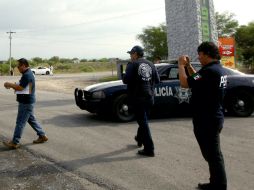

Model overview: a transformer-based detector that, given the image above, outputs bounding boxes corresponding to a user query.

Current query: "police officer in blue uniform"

[123,45,160,157]
[178,42,227,190]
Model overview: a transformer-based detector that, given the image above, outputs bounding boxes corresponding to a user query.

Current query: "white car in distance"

[31,67,52,75]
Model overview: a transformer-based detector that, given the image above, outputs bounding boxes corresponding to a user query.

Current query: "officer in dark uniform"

[178,42,227,190]
[123,45,160,157]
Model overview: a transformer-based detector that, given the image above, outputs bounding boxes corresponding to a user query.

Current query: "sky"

[0,0,253,60]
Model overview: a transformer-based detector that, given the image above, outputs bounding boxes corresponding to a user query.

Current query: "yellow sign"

[221,56,235,68]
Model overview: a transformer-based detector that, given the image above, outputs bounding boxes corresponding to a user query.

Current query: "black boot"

[134,136,142,147]
[137,149,155,157]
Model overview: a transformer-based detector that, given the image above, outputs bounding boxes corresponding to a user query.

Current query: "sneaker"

[3,141,21,149]
[137,149,155,157]
[33,135,48,144]
[134,136,142,147]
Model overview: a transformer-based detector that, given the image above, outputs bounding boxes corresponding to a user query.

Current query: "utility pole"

[6,31,16,76]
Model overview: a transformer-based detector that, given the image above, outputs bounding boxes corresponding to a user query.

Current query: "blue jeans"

[13,103,45,144]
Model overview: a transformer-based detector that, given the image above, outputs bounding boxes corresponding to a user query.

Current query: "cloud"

[0,0,164,59]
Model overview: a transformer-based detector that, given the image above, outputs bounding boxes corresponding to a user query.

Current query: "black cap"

[127,45,144,56]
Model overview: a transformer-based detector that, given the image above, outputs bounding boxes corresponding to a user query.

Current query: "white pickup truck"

[31,67,52,75]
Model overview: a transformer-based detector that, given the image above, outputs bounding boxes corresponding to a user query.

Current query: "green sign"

[201,7,209,20]
[200,0,211,41]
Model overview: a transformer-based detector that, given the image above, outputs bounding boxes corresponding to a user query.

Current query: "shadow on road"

[44,113,133,128]
[0,144,143,179]
[57,144,144,171]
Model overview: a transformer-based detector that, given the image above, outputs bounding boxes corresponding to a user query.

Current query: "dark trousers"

[193,119,227,189]
[134,99,154,152]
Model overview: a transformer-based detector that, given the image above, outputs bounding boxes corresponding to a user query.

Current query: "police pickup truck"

[75,62,254,122]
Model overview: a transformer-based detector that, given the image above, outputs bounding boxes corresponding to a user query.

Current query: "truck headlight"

[92,91,106,99]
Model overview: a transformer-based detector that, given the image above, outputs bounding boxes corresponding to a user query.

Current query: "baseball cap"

[127,45,144,56]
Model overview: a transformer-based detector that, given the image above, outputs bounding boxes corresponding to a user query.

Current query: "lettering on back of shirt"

[219,75,227,88]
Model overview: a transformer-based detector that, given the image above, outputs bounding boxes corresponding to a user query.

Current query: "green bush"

[0,63,10,75]
[1,59,119,74]
[99,75,118,82]
[81,65,95,72]
[55,64,71,70]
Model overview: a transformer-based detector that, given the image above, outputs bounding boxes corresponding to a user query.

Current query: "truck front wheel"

[112,94,134,122]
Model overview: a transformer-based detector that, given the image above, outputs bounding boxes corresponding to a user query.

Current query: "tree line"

[0,57,115,75]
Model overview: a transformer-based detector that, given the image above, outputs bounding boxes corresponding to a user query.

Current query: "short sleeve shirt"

[187,61,227,120]
[17,68,36,104]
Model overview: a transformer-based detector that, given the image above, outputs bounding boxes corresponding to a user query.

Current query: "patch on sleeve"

[192,73,202,80]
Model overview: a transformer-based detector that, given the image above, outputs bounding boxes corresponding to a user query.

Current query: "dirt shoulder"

[35,72,113,94]
[1,72,114,95]
[36,78,93,94]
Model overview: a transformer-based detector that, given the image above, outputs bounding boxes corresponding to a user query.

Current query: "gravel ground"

[0,135,104,190]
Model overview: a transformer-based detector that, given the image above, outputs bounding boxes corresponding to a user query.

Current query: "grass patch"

[99,75,118,82]
[0,61,119,75]
[53,61,116,74]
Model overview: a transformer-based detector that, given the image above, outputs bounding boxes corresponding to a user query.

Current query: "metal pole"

[6,31,16,76]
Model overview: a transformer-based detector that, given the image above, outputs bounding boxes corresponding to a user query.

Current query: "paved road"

[0,74,253,190]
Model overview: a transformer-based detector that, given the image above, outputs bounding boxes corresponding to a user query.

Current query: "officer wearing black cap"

[123,45,160,157]
[178,42,227,190]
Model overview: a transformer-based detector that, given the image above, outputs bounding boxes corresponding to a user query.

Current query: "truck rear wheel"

[226,90,254,117]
